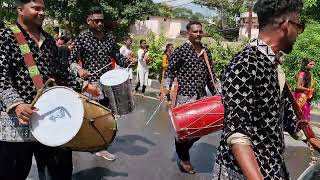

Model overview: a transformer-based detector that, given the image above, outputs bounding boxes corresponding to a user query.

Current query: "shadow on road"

[171,142,218,174]
[109,134,156,156]
[73,167,128,180]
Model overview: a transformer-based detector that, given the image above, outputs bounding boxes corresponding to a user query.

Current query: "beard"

[281,33,296,54]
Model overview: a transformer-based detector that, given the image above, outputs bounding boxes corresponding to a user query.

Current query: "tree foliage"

[1,0,158,37]
[194,0,245,28]
[303,0,320,23]
[155,4,206,21]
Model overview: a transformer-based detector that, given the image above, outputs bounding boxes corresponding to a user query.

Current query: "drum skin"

[170,96,224,140]
[63,94,117,152]
[100,69,135,115]
[30,86,117,152]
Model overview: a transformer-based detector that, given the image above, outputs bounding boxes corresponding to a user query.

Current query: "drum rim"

[30,86,84,147]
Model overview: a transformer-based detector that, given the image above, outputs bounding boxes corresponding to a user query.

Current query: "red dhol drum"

[169,96,224,140]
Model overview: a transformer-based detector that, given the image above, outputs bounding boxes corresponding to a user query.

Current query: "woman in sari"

[160,43,174,104]
[294,58,315,121]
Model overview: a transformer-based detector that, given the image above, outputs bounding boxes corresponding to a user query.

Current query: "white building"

[238,12,259,40]
[130,16,190,39]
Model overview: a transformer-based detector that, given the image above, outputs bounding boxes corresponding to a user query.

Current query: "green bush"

[203,38,247,77]
[284,23,320,102]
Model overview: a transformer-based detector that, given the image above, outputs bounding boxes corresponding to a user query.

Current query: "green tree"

[1,0,158,37]
[303,0,320,23]
[194,0,244,28]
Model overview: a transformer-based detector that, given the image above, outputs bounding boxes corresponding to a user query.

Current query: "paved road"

[27,93,317,180]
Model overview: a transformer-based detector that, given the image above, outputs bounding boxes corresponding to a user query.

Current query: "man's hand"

[15,103,37,125]
[84,84,101,97]
[308,138,320,152]
[78,68,92,78]
[160,89,170,102]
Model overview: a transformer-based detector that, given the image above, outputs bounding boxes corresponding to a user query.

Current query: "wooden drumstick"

[90,62,112,76]
[146,99,165,126]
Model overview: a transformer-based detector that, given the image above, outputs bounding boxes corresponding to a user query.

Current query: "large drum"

[169,96,224,140]
[30,86,117,152]
[100,69,135,115]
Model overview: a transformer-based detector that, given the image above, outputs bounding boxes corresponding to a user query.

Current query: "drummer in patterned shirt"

[0,0,99,179]
[69,6,133,161]
[161,21,217,174]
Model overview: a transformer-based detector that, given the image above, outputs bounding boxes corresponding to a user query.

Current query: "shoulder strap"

[9,25,44,90]
[203,50,220,94]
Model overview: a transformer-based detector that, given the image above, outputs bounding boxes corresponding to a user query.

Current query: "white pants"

[137,68,149,86]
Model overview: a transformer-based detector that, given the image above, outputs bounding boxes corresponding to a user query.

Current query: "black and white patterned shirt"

[213,39,300,180]
[164,41,216,99]
[68,31,131,83]
[0,23,83,142]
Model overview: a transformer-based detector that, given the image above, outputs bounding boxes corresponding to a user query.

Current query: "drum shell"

[170,96,224,140]
[100,79,135,116]
[63,95,117,152]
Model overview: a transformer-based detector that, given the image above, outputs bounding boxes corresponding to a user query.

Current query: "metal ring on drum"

[100,69,135,116]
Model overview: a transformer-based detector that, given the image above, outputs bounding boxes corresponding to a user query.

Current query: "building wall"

[239,12,259,40]
[130,16,189,39]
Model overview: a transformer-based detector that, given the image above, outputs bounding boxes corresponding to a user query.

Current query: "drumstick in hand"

[91,62,112,76]
[146,99,165,126]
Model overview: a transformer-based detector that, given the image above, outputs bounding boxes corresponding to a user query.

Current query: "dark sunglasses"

[288,20,305,34]
[90,19,104,24]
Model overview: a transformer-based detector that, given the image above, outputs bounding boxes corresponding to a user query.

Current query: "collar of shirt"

[250,39,286,94]
[16,22,47,48]
[249,38,276,64]
[186,40,205,57]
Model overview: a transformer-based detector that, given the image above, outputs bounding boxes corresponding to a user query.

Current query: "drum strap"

[203,51,220,94]
[9,25,44,90]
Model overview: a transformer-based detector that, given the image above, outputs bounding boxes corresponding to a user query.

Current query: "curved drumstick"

[146,99,165,126]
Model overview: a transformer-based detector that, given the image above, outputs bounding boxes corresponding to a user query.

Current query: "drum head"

[30,86,84,147]
[100,69,129,86]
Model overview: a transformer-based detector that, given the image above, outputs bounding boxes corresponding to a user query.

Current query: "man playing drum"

[69,6,133,161]
[0,0,99,179]
[161,21,217,174]
[213,0,320,179]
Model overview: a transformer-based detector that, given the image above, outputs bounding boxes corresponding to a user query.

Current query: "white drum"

[297,162,320,180]
[100,69,135,115]
[30,86,84,147]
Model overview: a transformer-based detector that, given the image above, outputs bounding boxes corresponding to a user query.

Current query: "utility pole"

[248,0,253,39]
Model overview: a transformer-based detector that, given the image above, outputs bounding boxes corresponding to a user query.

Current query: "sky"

[152,0,216,17]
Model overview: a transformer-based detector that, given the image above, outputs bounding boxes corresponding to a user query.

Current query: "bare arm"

[232,144,263,180]
[296,73,308,92]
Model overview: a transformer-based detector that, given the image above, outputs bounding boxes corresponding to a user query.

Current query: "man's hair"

[254,0,303,31]
[123,36,132,41]
[186,21,202,31]
[87,6,104,17]
[15,0,34,6]
[140,39,146,45]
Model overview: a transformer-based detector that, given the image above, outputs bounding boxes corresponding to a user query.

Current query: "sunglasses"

[90,19,104,24]
[288,20,305,34]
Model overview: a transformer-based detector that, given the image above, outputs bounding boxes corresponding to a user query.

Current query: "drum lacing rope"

[172,97,224,139]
